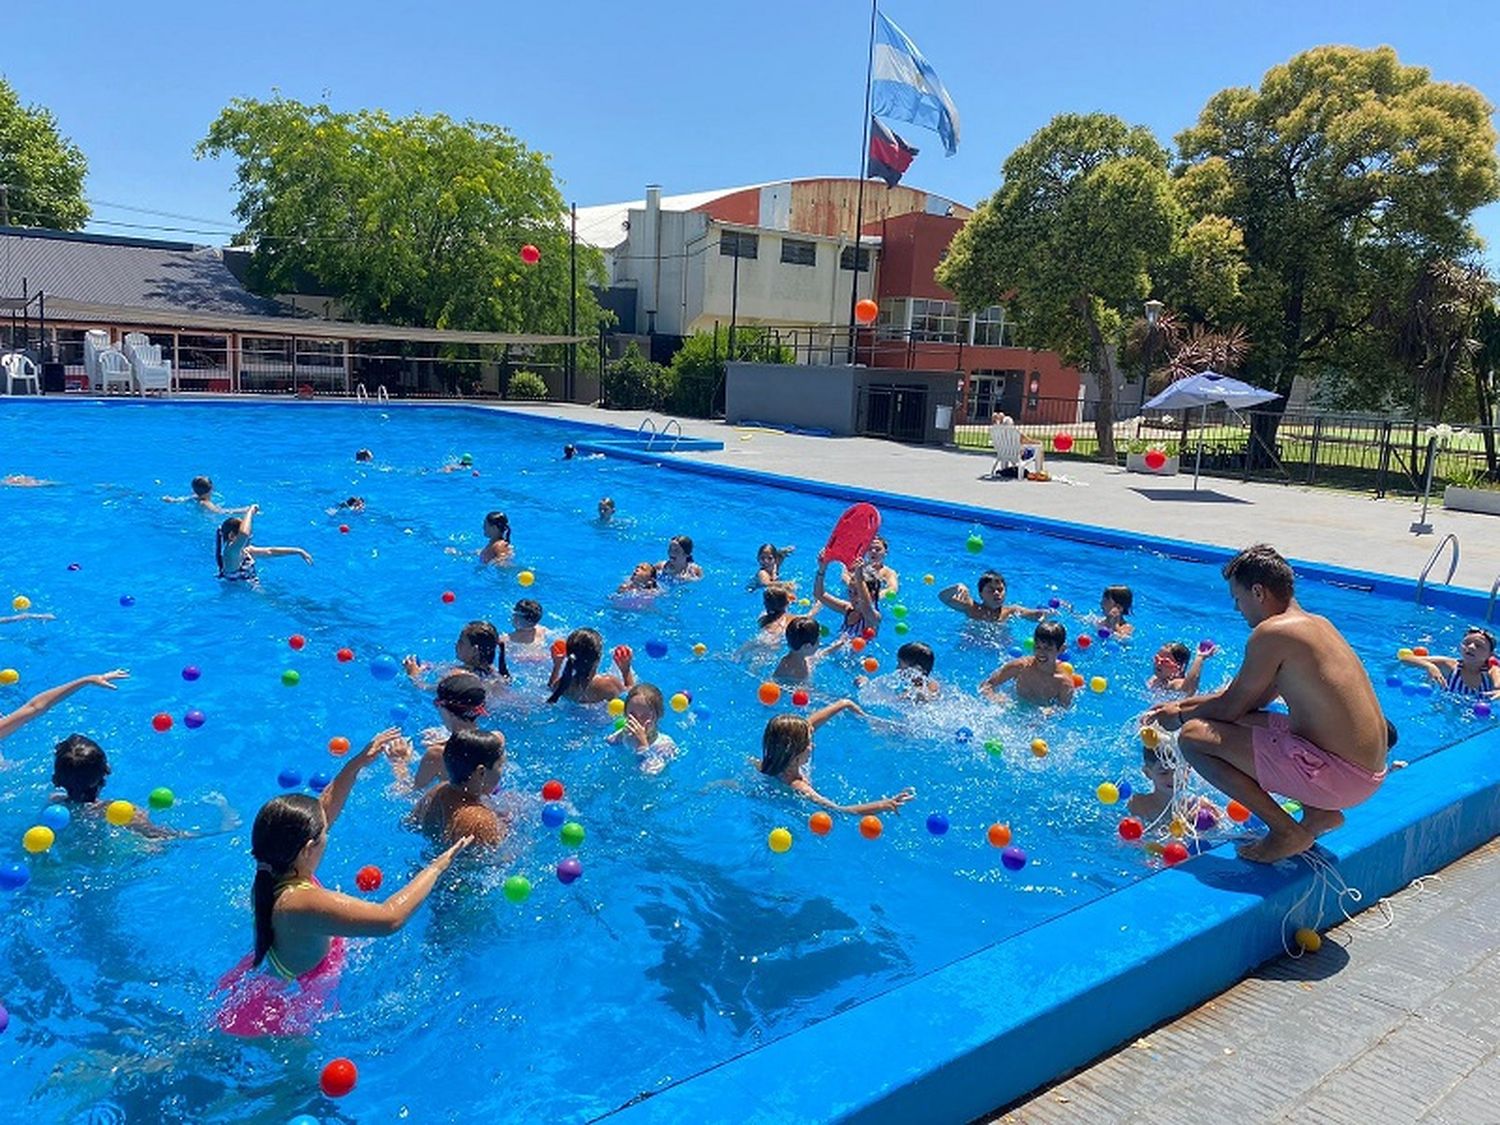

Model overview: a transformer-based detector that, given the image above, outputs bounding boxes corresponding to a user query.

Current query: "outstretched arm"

[814,561,852,614]
[792,778,914,815]
[1180,648,1212,696]
[246,546,313,564]
[277,836,472,938]
[808,697,863,729]
[0,669,129,742]
[1397,651,1450,686]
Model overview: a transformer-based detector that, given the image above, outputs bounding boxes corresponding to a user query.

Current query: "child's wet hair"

[1164,642,1191,668]
[354,449,373,462]
[53,734,110,802]
[483,511,511,542]
[785,615,821,651]
[191,476,213,497]
[513,598,543,625]
[1464,626,1497,655]
[631,562,659,588]
[214,516,245,576]
[443,728,506,784]
[977,571,1006,597]
[625,682,665,720]
[1034,620,1067,649]
[760,583,794,627]
[760,714,813,776]
[250,794,325,965]
[547,628,604,704]
[436,671,489,720]
[459,620,501,670]
[897,641,935,676]
[1103,585,1134,616]
[670,535,694,560]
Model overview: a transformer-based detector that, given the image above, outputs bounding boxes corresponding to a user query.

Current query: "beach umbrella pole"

[1193,404,1205,490]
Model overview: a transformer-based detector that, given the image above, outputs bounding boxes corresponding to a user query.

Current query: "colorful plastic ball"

[1476,701,1493,719]
[966,533,984,554]
[862,657,879,673]
[923,573,934,585]
[320,1057,358,1098]
[854,297,880,324]
[692,642,707,656]
[1008,647,1024,659]
[1089,676,1108,693]
[1194,806,1218,831]
[369,655,399,681]
[891,604,908,620]
[22,826,54,854]
[768,827,793,854]
[542,779,565,802]
[1048,597,1061,608]
[1118,817,1144,841]
[1096,782,1120,805]
[1052,433,1074,452]
[1022,638,1035,653]
[607,697,626,717]
[1385,674,1402,687]
[1077,635,1092,650]
[119,595,135,607]
[809,811,833,836]
[281,669,301,687]
[151,712,173,733]
[1400,682,1418,696]
[1097,627,1112,641]
[1294,927,1322,953]
[278,768,303,789]
[669,692,690,713]
[1056,661,1073,676]
[1071,674,1085,688]
[1001,845,1028,871]
[1162,841,1190,866]
[862,627,876,640]
[184,709,206,729]
[1030,738,1049,758]
[894,622,910,635]
[181,665,201,681]
[1144,449,1167,470]
[541,803,566,828]
[858,815,883,840]
[308,772,331,794]
[105,800,135,827]
[984,738,1004,756]
[328,736,351,755]
[1412,646,1429,657]
[517,571,536,588]
[645,639,668,659]
[11,595,30,612]
[0,864,29,890]
[67,562,81,571]
[0,1003,7,1032]
[955,726,974,744]
[520,243,541,264]
[1168,817,1187,838]
[339,524,350,534]
[1141,727,1160,749]
[560,822,585,846]
[757,682,782,706]
[439,590,456,605]
[288,634,306,650]
[926,813,950,836]
[336,647,355,663]
[987,822,1012,848]
[40,804,69,830]
[500,874,531,903]
[148,787,175,810]
[1199,639,1215,653]
[850,637,867,654]
[356,865,383,892]
[1117,781,1133,802]
[819,623,831,638]
[556,857,583,884]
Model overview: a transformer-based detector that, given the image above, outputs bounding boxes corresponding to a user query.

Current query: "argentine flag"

[871,11,960,156]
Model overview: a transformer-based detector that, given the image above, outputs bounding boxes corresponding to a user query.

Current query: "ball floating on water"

[862,627,876,640]
[891,604,908,620]
[1118,782,1133,801]
[119,595,135,607]
[1118,817,1144,841]
[320,1057,358,1098]
[541,779,564,802]
[1048,597,1061,608]
[336,647,355,663]
[850,637,867,653]
[1162,841,1190,866]
[1195,806,1218,831]
[768,827,793,854]
[11,595,30,612]
[692,642,707,656]
[984,738,1004,757]
[1057,661,1074,676]
[389,704,410,726]
[105,800,135,827]
[1052,433,1074,452]
[1141,727,1160,750]
[926,813,950,836]
[1097,627,1112,640]
[151,712,173,733]
[862,657,878,673]
[278,768,303,789]
[894,621,909,635]
[1168,817,1186,838]
[1072,674,1085,688]
[541,803,566,828]
[369,655,399,681]
[955,726,974,744]
[339,524,350,534]
[0,1003,7,1033]
[0,863,29,891]
[440,591,456,604]
[1294,927,1322,953]
[1396,647,1413,659]
[987,823,1012,848]
[645,639,668,659]
[1076,635,1092,650]
[22,825,54,854]
[0,669,19,686]
[308,772,331,794]
[1001,846,1028,872]
[503,874,532,903]
[758,682,782,706]
[1385,674,1402,687]
[1412,646,1429,657]
[1089,676,1108,693]
[607,697,625,718]
[1096,782,1120,805]
[612,717,626,731]
[670,692,690,713]
[859,815,883,840]
[148,787,174,810]
[328,736,351,755]
[181,665,201,681]
[355,865,383,892]
[1030,738,1049,758]
[556,857,583,884]
[923,573,934,585]
[1475,701,1493,719]
[560,821,585,846]
[288,634,306,651]
[809,811,833,836]
[281,669,301,687]
[184,709,206,729]
[40,804,69,830]
[791,689,810,707]
[966,533,984,554]
[517,571,536,588]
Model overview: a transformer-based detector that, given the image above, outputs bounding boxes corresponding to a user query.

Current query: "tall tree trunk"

[1252,265,1307,470]
[1080,297,1118,462]
[1477,364,1498,476]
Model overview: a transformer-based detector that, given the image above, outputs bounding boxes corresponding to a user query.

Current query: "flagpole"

[847,0,879,364]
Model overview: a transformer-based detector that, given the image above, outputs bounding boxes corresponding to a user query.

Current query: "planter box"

[1443,485,1500,515]
[1126,451,1179,476]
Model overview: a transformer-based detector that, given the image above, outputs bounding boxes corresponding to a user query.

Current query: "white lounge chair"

[122,332,172,394]
[83,329,111,387]
[97,349,135,394]
[1,353,41,395]
[989,421,1043,479]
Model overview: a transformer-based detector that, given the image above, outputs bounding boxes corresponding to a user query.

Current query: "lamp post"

[1138,299,1164,413]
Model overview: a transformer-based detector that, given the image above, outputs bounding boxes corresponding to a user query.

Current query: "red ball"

[520,244,541,264]
[862,627,876,640]
[791,689,810,707]
[1144,449,1167,470]
[151,712,173,733]
[320,1057,358,1098]
[1052,433,1074,453]
[1077,635,1092,650]
[1118,817,1144,841]
[541,779,565,802]
[355,865,383,892]
[339,524,350,534]
[1225,799,1251,823]
[336,647,355,663]
[1162,841,1190,866]
[288,634,306,651]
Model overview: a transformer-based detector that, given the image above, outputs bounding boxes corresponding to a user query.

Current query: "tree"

[1176,46,1500,452]
[938,114,1184,460]
[0,78,88,230]
[666,327,794,417]
[197,96,603,334]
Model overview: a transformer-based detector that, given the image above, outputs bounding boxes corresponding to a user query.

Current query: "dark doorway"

[860,383,928,443]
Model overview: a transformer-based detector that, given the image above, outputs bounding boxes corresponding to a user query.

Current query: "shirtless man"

[1145,544,1389,863]
[980,621,1075,706]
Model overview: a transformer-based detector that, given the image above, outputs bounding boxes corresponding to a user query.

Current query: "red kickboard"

[823,503,881,567]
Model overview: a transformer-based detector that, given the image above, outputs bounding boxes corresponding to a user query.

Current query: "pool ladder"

[1414,532,1459,604]
[636,416,684,452]
[1487,573,1500,624]
[353,384,390,404]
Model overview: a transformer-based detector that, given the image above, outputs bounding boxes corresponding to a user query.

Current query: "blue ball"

[1097,627,1112,640]
[1057,650,1070,663]
[184,709,206,730]
[954,726,974,744]
[0,863,29,891]
[1417,683,1435,697]
[40,804,70,830]
[1008,647,1024,658]
[1048,597,1060,608]
[926,813,950,836]
[1246,814,1267,832]
[1001,846,1028,871]
[118,595,135,607]
[1116,781,1133,802]
[645,639,668,659]
[277,768,303,789]
[1384,674,1402,687]
[308,772,332,794]
[389,704,410,725]
[1476,701,1494,719]
[691,705,711,722]
[182,665,202,682]
[541,803,566,828]
[1400,682,1418,696]
[369,655,399,681]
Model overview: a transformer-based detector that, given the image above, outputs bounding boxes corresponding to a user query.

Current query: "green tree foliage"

[1177,46,1500,419]
[602,343,672,411]
[938,113,1184,459]
[666,328,793,417]
[197,96,603,334]
[506,370,549,400]
[0,78,88,230]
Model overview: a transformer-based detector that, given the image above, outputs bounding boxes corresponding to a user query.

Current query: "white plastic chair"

[97,349,135,394]
[1,353,41,395]
[989,422,1023,478]
[122,332,172,394]
[83,329,111,386]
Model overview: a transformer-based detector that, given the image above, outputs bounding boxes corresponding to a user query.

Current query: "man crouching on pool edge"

[1144,544,1391,864]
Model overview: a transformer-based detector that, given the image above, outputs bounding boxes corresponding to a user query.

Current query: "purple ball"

[1048,597,1060,608]
[184,709,206,729]
[1199,639,1215,653]
[556,857,583,884]
[1476,701,1493,720]
[1195,806,1218,831]
[1097,627,1112,640]
[1001,846,1028,872]
[0,1002,8,1032]
[181,665,201,682]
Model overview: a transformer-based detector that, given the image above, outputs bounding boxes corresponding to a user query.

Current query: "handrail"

[376,385,390,403]
[1415,532,1460,602]
[1486,573,1499,623]
[661,418,684,452]
[355,383,369,403]
[636,416,659,450]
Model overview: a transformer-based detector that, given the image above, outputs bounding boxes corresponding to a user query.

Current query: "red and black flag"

[867,116,919,187]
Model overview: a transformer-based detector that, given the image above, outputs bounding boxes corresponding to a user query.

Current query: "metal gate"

[858,383,929,443]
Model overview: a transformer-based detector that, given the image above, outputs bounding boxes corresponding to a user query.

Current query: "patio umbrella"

[1141,370,1282,490]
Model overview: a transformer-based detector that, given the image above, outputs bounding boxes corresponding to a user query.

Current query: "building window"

[876,298,908,340]
[839,245,872,271]
[911,297,960,343]
[973,305,1013,346]
[720,230,758,259]
[780,238,817,267]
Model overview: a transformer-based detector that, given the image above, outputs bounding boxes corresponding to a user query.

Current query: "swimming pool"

[0,399,1496,1122]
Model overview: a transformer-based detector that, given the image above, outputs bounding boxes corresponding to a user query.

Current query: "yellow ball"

[768,827,793,854]
[1057,661,1073,676]
[11,595,30,612]
[105,800,135,827]
[1090,676,1108,693]
[0,668,18,686]
[797,598,812,608]
[1030,738,1049,758]
[1396,647,1413,659]
[923,574,935,585]
[692,642,707,656]
[607,697,625,717]
[22,825,54,853]
[1294,927,1322,953]
[1096,782,1120,805]
[517,570,536,587]
[669,692,690,713]
[1141,726,1160,749]
[1169,817,1186,838]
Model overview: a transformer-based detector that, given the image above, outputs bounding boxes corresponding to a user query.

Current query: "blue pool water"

[0,400,1491,1122]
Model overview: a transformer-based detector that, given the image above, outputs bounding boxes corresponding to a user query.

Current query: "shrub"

[507,370,549,400]
[602,343,672,411]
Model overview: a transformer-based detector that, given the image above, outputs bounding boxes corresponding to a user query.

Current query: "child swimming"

[939,571,1045,624]
[1400,627,1500,697]
[597,497,616,524]
[399,728,507,845]
[604,683,679,774]
[894,641,940,701]
[479,511,514,565]
[618,562,661,593]
[547,628,635,704]
[757,700,915,815]
[215,505,313,582]
[750,543,796,589]
[50,733,233,838]
[659,535,703,581]
[504,598,549,654]
[163,475,249,516]
[980,621,1075,706]
[1099,585,1135,639]
[1148,642,1215,694]
[773,616,829,684]
[814,553,881,637]
[404,620,508,686]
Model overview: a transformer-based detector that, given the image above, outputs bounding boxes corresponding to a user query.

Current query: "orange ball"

[1072,674,1085,688]
[862,657,878,673]
[859,814,883,840]
[809,811,833,836]
[551,638,569,658]
[850,637,867,653]
[327,736,351,755]
[1226,799,1251,823]
[758,681,782,706]
[854,298,879,325]
[986,822,1012,848]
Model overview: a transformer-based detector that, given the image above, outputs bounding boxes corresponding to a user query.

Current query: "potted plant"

[1125,438,1179,475]
[1442,464,1500,516]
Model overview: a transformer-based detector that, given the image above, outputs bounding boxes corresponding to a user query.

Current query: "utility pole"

[0,185,10,227]
[569,202,578,402]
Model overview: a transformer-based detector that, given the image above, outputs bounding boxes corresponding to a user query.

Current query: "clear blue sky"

[7,0,1500,268]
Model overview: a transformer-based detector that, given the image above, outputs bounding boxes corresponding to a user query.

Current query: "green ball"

[281,669,301,686]
[891,604,908,620]
[1022,638,1035,652]
[966,534,984,554]
[818,623,830,638]
[502,874,532,903]
[613,716,626,731]
[560,821,585,846]
[984,739,1004,756]
[894,621,910,635]
[148,786,175,810]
